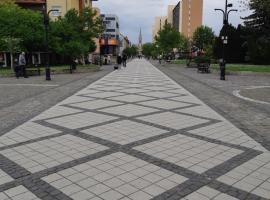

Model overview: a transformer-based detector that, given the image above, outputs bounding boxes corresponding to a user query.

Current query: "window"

[51,6,61,17]
[106,17,116,21]
[106,29,115,32]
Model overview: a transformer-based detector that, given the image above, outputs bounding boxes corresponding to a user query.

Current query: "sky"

[93,0,250,44]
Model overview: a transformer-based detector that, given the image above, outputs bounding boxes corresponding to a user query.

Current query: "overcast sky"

[93,0,250,44]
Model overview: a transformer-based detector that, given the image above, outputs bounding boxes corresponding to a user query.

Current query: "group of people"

[14,52,28,78]
[116,54,127,68]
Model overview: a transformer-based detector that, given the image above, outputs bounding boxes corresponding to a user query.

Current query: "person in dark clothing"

[122,54,127,67]
[14,58,20,78]
[19,52,28,78]
[115,54,122,70]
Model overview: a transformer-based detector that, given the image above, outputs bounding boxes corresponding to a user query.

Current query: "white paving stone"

[109,94,154,103]
[0,135,108,173]
[0,122,61,148]
[33,105,82,120]
[42,153,188,200]
[181,186,239,200]
[137,112,209,130]
[218,152,270,199]
[134,134,243,174]
[100,104,158,117]
[189,122,268,152]
[138,99,191,110]
[0,169,13,185]
[81,120,167,144]
[46,112,118,129]
[0,185,41,200]
[70,99,123,110]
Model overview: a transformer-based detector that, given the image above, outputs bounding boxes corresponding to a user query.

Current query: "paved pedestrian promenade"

[0,59,269,200]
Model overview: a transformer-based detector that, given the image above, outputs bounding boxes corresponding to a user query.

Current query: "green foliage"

[192,26,215,50]
[213,25,247,63]
[241,0,270,64]
[155,23,188,54]
[123,45,138,57]
[50,8,103,62]
[0,3,44,52]
[194,56,211,64]
[142,43,155,58]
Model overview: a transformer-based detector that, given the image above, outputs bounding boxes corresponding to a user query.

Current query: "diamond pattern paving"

[0,186,41,200]
[46,112,118,129]
[137,112,209,130]
[0,122,61,148]
[100,104,158,117]
[81,120,168,145]
[42,153,188,200]
[0,135,108,173]
[0,59,268,200]
[134,134,243,174]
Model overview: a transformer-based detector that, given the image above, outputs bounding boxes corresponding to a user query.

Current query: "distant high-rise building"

[173,0,203,38]
[152,16,167,42]
[152,0,203,40]
[167,5,175,25]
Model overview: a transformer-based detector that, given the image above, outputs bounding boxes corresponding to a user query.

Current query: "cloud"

[93,0,250,43]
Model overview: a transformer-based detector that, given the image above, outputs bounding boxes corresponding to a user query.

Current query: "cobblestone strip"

[208,180,268,200]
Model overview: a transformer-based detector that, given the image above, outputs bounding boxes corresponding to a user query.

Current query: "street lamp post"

[215,0,237,80]
[43,2,59,81]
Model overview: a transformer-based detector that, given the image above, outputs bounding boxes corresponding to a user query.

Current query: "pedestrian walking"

[19,52,28,78]
[114,54,122,70]
[122,54,127,67]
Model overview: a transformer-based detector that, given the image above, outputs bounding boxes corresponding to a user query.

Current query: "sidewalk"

[0,59,269,200]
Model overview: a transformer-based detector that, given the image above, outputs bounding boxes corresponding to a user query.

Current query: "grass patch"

[211,64,270,73]
[0,64,100,77]
[171,59,187,65]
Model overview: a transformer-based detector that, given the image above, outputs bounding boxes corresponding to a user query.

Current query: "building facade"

[119,34,131,55]
[152,0,203,40]
[15,0,46,11]
[152,16,167,42]
[100,14,120,56]
[15,0,93,14]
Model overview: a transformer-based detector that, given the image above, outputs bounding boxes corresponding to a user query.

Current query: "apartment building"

[173,0,203,38]
[152,16,167,42]
[152,0,203,40]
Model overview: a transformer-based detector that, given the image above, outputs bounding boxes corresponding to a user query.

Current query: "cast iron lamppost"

[43,2,59,81]
[215,0,237,80]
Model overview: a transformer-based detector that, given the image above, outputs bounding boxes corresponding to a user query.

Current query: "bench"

[25,64,41,76]
[197,63,210,73]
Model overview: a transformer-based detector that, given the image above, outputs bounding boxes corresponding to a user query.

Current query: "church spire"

[139,28,142,45]
[138,28,143,55]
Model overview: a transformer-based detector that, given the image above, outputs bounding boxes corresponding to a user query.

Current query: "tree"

[142,43,155,58]
[241,0,270,64]
[155,23,187,55]
[123,45,138,58]
[50,8,103,65]
[192,26,215,50]
[213,24,247,63]
[0,3,44,68]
